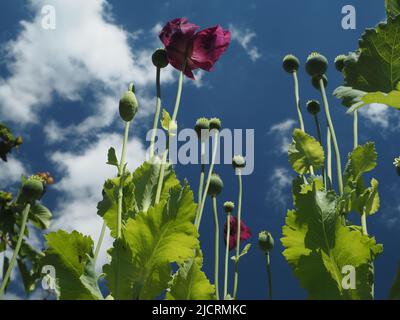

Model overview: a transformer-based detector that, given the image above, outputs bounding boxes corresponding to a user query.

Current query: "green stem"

[224,213,231,299]
[154,147,169,204]
[233,170,243,299]
[320,79,343,195]
[149,67,162,159]
[293,71,305,132]
[212,196,220,300]
[93,221,107,263]
[195,130,219,230]
[0,203,31,299]
[313,114,326,185]
[326,123,332,190]
[117,121,130,238]
[266,252,272,300]
[194,141,206,225]
[353,110,358,150]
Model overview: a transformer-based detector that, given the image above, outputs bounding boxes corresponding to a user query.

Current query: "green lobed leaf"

[288,129,325,174]
[386,0,400,18]
[344,142,377,183]
[29,203,52,230]
[42,230,103,300]
[103,182,199,300]
[106,147,119,167]
[281,185,382,299]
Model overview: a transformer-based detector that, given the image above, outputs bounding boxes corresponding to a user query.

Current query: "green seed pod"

[312,74,328,91]
[258,231,274,253]
[21,176,44,203]
[208,173,223,197]
[306,100,321,115]
[152,48,169,69]
[119,88,138,122]
[232,155,246,169]
[194,117,210,139]
[224,201,235,213]
[209,117,222,131]
[282,54,300,73]
[306,52,328,78]
[334,55,346,72]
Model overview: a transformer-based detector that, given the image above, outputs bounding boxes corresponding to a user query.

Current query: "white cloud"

[0,0,175,141]
[359,103,391,129]
[266,167,292,207]
[0,157,26,187]
[49,132,146,269]
[229,24,261,62]
[268,119,296,154]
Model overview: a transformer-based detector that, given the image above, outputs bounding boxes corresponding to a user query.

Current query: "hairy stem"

[223,213,231,299]
[320,79,343,195]
[292,72,305,132]
[0,203,31,299]
[353,110,358,150]
[93,221,107,263]
[212,196,220,300]
[194,141,206,226]
[313,114,326,184]
[326,123,332,190]
[149,67,162,159]
[266,252,273,300]
[233,170,243,299]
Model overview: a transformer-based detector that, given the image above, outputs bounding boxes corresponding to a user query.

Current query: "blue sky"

[0,0,399,300]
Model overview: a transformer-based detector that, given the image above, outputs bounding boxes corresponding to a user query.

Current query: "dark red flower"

[159,18,231,79]
[224,216,251,251]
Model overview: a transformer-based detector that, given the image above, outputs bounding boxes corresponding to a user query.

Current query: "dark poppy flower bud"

[119,85,138,122]
[232,155,246,169]
[258,231,274,253]
[282,54,300,73]
[208,173,223,197]
[21,176,44,203]
[194,117,210,139]
[306,52,328,78]
[224,201,235,213]
[209,117,221,131]
[152,48,169,69]
[312,74,328,91]
[334,55,346,72]
[306,100,321,115]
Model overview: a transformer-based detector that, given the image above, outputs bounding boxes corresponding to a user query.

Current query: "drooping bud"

[312,74,328,91]
[152,48,169,69]
[208,173,223,197]
[224,201,235,214]
[258,231,274,253]
[119,84,139,122]
[334,55,346,72]
[306,52,328,78]
[306,100,321,115]
[194,117,210,139]
[209,118,222,131]
[282,54,300,73]
[232,155,246,169]
[21,175,44,203]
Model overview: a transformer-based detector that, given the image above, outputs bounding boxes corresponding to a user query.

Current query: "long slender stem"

[94,221,107,263]
[326,123,332,190]
[293,71,305,132]
[195,141,206,225]
[233,170,243,299]
[266,252,272,300]
[149,67,162,159]
[353,110,358,150]
[320,79,343,195]
[313,114,326,185]
[223,213,231,299]
[212,196,220,300]
[154,147,169,204]
[116,121,130,239]
[195,130,219,230]
[0,203,30,299]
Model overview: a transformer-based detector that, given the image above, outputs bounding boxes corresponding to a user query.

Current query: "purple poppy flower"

[224,216,251,251]
[159,18,231,79]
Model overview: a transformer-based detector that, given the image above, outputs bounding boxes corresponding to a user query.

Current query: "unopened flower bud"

[282,54,300,73]
[209,117,222,131]
[306,100,321,115]
[152,48,169,69]
[21,176,44,203]
[306,52,328,78]
[312,74,328,91]
[224,201,235,214]
[232,155,246,169]
[208,173,223,197]
[258,231,274,253]
[334,55,346,72]
[194,117,210,139]
[119,85,138,122]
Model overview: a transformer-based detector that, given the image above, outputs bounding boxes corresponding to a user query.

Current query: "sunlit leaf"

[386,0,400,18]
[161,109,171,131]
[29,203,52,230]
[106,147,119,167]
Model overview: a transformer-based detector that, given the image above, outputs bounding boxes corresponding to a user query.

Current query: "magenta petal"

[224,216,251,251]
[159,17,199,47]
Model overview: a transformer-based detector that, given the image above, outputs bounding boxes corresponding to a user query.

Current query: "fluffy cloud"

[268,119,296,154]
[0,157,26,187]
[229,24,261,62]
[50,132,146,269]
[266,167,292,207]
[0,0,174,141]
